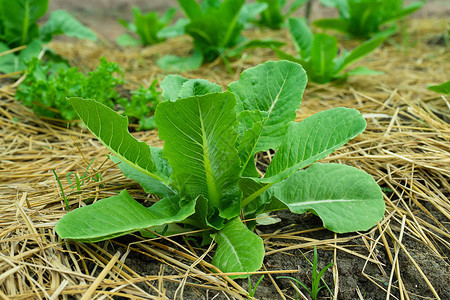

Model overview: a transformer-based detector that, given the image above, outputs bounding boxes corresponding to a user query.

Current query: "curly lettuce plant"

[275,18,384,83]
[316,0,425,38]
[55,60,385,276]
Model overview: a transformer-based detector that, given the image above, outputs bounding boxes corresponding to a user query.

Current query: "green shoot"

[278,246,333,300]
[247,274,265,299]
[53,159,103,211]
[52,170,69,211]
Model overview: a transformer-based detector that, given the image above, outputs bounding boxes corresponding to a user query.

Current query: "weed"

[247,274,265,299]
[278,246,333,300]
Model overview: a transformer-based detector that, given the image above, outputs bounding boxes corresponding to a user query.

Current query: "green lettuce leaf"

[271,163,385,233]
[228,60,307,153]
[155,92,242,219]
[69,98,170,185]
[55,190,196,242]
[212,217,264,278]
[40,10,97,43]
[265,107,367,182]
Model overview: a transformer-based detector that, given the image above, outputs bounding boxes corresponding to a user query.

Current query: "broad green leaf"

[265,107,366,182]
[225,39,285,58]
[310,34,337,83]
[110,151,176,198]
[188,195,225,230]
[272,163,385,233]
[178,0,203,20]
[428,81,450,94]
[237,121,264,177]
[383,1,425,24]
[228,60,307,153]
[235,110,267,177]
[69,98,169,184]
[55,190,196,242]
[157,18,189,39]
[178,80,223,99]
[240,177,273,214]
[338,37,384,72]
[287,0,308,16]
[155,92,242,218]
[160,75,222,102]
[2,0,48,47]
[40,10,97,43]
[0,39,42,74]
[273,48,305,65]
[345,66,383,76]
[212,217,264,278]
[116,33,141,46]
[160,75,189,101]
[312,18,350,35]
[240,2,268,25]
[157,47,203,72]
[288,18,313,58]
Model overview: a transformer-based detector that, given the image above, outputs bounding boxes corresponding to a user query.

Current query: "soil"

[1,1,448,300]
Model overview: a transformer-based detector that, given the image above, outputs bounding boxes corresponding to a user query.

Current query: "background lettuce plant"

[316,0,425,38]
[275,18,384,83]
[55,60,385,276]
[116,6,176,46]
[0,0,97,73]
[157,0,282,71]
[256,0,307,29]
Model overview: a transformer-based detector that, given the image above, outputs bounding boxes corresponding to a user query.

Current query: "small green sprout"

[278,246,333,300]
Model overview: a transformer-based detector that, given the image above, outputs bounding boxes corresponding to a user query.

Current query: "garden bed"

[0,7,449,300]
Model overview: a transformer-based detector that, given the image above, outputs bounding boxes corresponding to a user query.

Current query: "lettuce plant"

[256,0,307,29]
[0,0,97,73]
[55,60,385,276]
[116,6,176,46]
[157,0,283,71]
[316,0,424,38]
[275,18,384,83]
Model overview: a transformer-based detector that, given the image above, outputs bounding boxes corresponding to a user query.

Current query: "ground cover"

[0,3,449,300]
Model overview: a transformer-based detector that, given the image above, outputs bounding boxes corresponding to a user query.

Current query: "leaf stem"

[241,182,274,207]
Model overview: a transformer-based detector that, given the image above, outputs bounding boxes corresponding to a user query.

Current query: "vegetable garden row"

[0,0,448,299]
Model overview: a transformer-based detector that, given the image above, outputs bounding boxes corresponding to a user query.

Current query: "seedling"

[275,17,384,83]
[116,6,176,46]
[278,247,333,300]
[55,60,385,277]
[315,0,425,38]
[53,159,103,211]
[247,274,265,299]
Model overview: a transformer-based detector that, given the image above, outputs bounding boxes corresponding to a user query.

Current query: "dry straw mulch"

[0,19,449,299]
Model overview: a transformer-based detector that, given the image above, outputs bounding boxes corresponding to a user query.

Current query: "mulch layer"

[0,18,448,299]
